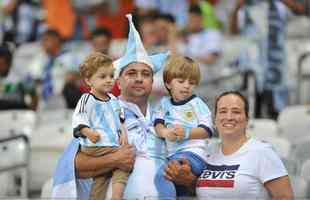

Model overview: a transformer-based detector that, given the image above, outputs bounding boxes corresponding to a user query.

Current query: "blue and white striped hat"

[114,14,169,77]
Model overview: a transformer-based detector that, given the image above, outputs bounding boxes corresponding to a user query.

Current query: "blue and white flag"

[52,139,80,199]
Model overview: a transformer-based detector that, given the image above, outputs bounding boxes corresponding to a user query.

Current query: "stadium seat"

[41,178,53,198]
[301,159,310,182]
[296,50,310,104]
[290,175,308,199]
[263,137,292,159]
[0,173,15,197]
[0,110,37,138]
[277,105,310,144]
[247,118,279,140]
[292,140,310,165]
[38,94,67,111]
[36,108,73,125]
[282,157,300,176]
[29,121,72,191]
[0,134,30,198]
[11,42,42,79]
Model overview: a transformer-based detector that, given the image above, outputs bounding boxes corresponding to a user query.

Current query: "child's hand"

[119,124,128,145]
[119,132,128,145]
[88,132,100,143]
[174,124,185,141]
[164,128,178,142]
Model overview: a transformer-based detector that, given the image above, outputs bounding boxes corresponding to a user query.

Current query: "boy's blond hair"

[79,52,113,79]
[163,54,201,85]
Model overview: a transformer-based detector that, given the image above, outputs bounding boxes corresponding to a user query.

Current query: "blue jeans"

[155,151,207,198]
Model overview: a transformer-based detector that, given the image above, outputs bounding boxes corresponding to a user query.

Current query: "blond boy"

[154,55,213,197]
[72,52,128,200]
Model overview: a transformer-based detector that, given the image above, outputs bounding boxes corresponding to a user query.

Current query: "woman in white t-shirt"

[165,91,293,199]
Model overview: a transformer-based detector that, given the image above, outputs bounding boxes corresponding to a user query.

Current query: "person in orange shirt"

[95,0,135,39]
[42,0,76,40]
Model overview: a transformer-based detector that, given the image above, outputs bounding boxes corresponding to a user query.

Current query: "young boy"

[72,52,128,200]
[154,54,213,197]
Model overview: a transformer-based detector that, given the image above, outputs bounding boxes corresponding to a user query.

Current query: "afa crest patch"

[184,110,196,121]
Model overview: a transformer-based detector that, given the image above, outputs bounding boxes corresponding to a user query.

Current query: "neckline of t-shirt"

[170,94,196,105]
[89,92,111,102]
[219,137,253,158]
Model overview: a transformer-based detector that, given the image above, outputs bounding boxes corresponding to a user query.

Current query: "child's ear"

[85,78,91,87]
[165,81,171,90]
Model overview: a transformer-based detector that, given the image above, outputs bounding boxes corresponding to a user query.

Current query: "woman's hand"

[164,158,197,187]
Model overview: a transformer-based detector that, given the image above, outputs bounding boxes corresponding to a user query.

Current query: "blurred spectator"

[154,13,178,52]
[95,0,135,39]
[26,29,66,108]
[134,0,158,17]
[138,15,160,53]
[61,27,114,108]
[70,0,106,15]
[41,0,76,40]
[179,4,222,66]
[0,0,44,45]
[91,27,112,55]
[199,0,222,30]
[230,0,308,119]
[134,0,189,29]
[0,43,37,110]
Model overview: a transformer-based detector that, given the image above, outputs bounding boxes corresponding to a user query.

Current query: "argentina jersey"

[72,93,122,147]
[154,95,213,157]
[120,100,166,160]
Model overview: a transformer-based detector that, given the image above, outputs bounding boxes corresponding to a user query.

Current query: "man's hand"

[75,144,135,178]
[164,158,196,187]
[88,131,100,143]
[114,144,136,172]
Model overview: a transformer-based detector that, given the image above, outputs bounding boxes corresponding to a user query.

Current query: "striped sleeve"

[154,97,168,126]
[72,93,92,136]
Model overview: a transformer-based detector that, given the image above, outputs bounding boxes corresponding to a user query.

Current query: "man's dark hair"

[42,29,62,40]
[92,27,112,39]
[0,44,13,67]
[189,4,203,16]
[156,13,175,23]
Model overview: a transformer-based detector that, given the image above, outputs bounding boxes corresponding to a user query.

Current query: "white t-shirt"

[196,138,288,200]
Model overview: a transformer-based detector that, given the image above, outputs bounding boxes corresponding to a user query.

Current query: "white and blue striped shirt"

[72,93,122,147]
[154,95,213,157]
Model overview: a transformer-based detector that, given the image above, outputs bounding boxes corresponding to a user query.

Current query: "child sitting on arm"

[72,52,128,200]
[154,54,213,197]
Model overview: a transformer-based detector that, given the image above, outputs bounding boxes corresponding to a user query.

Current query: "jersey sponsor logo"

[197,163,240,188]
